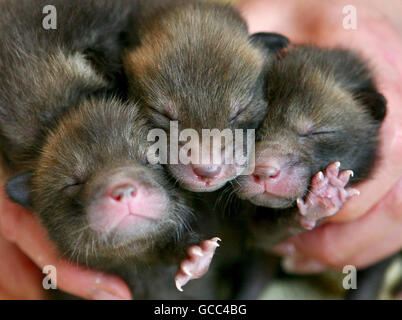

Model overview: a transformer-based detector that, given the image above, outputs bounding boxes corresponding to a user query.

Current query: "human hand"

[0,184,132,299]
[238,0,402,272]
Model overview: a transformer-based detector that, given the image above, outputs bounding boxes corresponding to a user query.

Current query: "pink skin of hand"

[0,185,132,300]
[175,237,221,292]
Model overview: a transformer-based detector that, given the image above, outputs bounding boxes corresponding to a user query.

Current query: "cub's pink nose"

[110,184,137,202]
[253,166,280,182]
[192,165,222,179]
[87,175,167,234]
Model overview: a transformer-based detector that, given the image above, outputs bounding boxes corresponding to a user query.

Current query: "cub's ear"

[357,91,387,122]
[5,171,33,209]
[250,32,290,53]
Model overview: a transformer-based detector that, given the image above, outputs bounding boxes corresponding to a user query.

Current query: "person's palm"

[0,185,131,299]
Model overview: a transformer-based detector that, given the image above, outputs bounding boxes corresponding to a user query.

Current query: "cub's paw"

[297,162,359,230]
[175,237,221,292]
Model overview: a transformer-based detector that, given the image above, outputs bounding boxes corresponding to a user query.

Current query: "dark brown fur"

[236,45,386,211]
[125,0,267,132]
[123,0,271,191]
[259,46,384,182]
[0,0,219,299]
[222,45,388,299]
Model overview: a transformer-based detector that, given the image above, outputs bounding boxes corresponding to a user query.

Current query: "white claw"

[210,237,221,247]
[347,170,354,178]
[334,162,341,168]
[175,280,184,292]
[297,198,304,207]
[297,198,307,216]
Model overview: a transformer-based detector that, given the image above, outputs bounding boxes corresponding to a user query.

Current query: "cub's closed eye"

[299,130,336,137]
[62,181,84,195]
[149,106,173,121]
[229,107,248,124]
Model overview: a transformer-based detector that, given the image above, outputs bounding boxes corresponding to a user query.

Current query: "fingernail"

[282,256,328,274]
[90,288,125,300]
